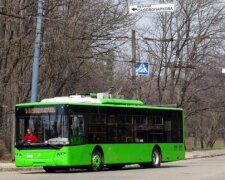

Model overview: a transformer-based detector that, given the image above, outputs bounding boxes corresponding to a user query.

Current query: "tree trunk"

[194,127,198,150]
[200,136,204,149]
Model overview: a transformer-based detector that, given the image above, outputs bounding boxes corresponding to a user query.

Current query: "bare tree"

[137,0,225,149]
[0,0,135,153]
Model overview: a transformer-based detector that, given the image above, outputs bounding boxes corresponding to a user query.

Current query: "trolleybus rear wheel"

[151,148,161,168]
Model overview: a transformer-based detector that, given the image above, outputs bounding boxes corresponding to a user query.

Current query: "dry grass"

[186,137,225,151]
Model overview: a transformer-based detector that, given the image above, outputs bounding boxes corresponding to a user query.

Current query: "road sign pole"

[131,30,139,100]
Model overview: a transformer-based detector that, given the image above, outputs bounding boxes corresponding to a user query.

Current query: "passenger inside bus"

[23,128,38,143]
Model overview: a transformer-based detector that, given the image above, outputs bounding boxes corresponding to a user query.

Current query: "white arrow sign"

[129,3,175,13]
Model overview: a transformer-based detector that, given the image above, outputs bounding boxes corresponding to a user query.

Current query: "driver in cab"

[23,128,38,143]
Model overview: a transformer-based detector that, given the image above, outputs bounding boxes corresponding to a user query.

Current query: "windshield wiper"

[46,143,63,149]
[15,143,63,149]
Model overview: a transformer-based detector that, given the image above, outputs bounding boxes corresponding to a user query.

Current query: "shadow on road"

[21,164,187,175]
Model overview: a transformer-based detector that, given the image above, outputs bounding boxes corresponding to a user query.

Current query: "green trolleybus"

[15,93,185,172]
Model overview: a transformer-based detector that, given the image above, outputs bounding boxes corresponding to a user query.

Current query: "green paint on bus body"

[100,98,144,106]
[15,143,185,167]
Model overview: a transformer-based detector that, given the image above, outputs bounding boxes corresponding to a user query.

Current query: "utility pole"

[131,30,138,100]
[31,0,44,102]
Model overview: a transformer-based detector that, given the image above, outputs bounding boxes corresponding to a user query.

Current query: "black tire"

[150,148,161,168]
[43,166,56,173]
[107,164,124,170]
[89,150,104,171]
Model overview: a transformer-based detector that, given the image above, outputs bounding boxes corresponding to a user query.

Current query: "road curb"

[0,167,42,172]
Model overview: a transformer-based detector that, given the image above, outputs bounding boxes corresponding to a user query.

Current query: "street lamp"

[31,0,44,102]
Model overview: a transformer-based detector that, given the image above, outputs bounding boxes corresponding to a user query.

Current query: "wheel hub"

[92,155,101,167]
[153,151,159,165]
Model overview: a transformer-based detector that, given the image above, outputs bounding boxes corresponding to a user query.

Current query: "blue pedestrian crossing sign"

[135,62,149,76]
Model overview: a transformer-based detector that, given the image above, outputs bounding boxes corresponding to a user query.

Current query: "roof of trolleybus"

[16,95,183,111]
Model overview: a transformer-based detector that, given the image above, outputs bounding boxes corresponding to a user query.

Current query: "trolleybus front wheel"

[89,150,104,171]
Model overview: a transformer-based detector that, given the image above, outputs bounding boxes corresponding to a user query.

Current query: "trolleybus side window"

[87,114,106,143]
[70,115,85,145]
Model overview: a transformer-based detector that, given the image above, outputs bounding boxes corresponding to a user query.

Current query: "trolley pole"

[31,0,44,102]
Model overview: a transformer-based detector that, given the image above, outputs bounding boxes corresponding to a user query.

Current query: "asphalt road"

[1,155,225,180]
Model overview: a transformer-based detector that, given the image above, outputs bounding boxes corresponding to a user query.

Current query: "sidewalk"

[185,149,225,159]
[1,149,225,172]
[0,163,42,172]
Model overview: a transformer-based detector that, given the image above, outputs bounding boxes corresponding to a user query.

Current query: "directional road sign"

[136,62,149,76]
[129,3,175,14]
